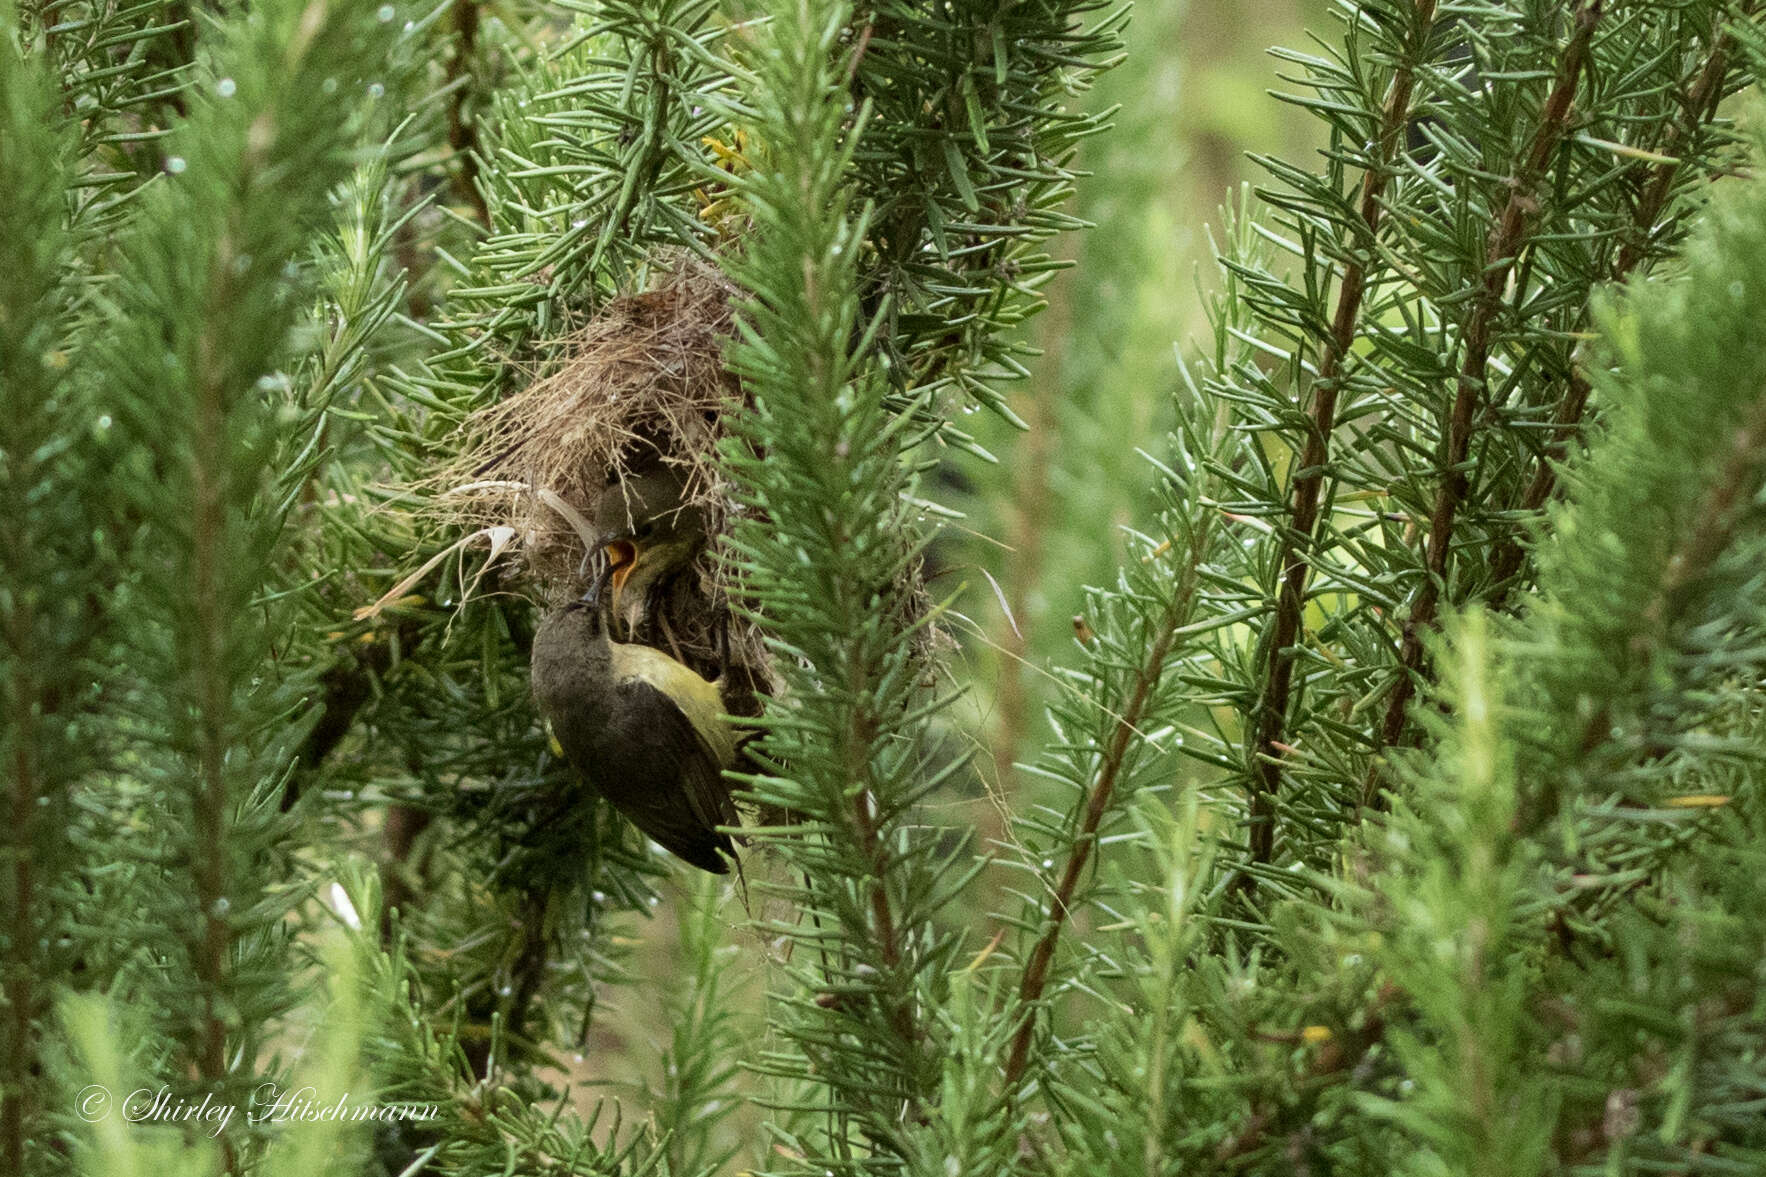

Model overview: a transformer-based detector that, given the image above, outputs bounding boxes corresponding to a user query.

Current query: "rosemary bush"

[3,0,1765,1175]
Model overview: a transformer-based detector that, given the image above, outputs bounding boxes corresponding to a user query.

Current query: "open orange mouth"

[605,540,638,604]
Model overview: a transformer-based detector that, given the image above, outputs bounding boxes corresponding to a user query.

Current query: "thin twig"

[1004,513,1216,1086]
[1246,0,1437,866]
[1485,370,1590,596]
[1487,24,1739,598]
[3,651,35,1177]
[193,232,236,1099]
[1622,398,1766,706]
[447,0,491,230]
[189,212,245,1175]
[1375,2,1602,775]
[989,243,1071,810]
[843,702,923,1074]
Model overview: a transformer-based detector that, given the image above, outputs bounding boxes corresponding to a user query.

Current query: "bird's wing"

[618,678,739,864]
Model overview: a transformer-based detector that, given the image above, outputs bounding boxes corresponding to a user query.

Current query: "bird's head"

[594,467,707,638]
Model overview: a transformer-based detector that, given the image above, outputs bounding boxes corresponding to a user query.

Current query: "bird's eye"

[635,520,658,540]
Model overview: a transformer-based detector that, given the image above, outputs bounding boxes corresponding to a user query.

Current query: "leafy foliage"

[5,1,1766,1175]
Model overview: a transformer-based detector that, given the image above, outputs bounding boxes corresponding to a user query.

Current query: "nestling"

[594,464,707,641]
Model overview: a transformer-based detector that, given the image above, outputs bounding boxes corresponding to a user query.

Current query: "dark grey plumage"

[531,588,738,874]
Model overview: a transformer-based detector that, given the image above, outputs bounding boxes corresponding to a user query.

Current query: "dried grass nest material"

[418,259,777,707]
[414,256,941,715]
[436,259,740,598]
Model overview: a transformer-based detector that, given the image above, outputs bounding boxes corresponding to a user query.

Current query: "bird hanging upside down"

[530,551,740,874]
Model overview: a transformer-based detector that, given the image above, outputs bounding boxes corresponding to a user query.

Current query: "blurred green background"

[944,0,1327,820]
[589,0,1332,1154]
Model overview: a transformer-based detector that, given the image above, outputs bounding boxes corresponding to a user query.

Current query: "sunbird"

[531,490,738,874]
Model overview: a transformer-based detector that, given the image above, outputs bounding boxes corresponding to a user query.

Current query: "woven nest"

[426,258,774,714]
[400,255,946,726]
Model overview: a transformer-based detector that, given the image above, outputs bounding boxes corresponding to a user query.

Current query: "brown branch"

[186,204,266,1175]
[193,255,234,1100]
[0,422,45,1171]
[1611,16,1740,282]
[1486,370,1590,595]
[844,704,923,1071]
[1213,984,1398,1165]
[1487,24,1740,598]
[1375,2,1602,770]
[446,0,491,231]
[1245,0,1437,866]
[989,245,1072,811]
[3,663,36,1177]
[1004,513,1216,1087]
[378,803,434,941]
[851,720,902,970]
[280,616,424,811]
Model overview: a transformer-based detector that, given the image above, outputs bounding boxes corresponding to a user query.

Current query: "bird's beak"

[580,549,613,610]
[604,538,639,621]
